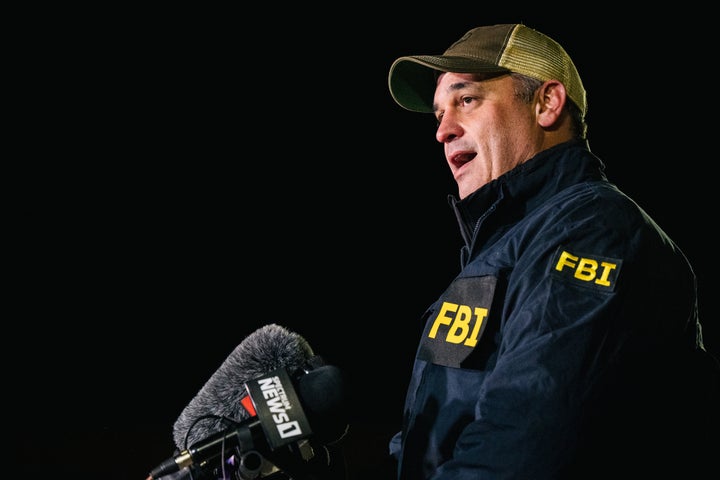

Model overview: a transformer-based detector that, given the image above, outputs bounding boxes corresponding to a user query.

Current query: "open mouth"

[450,152,476,169]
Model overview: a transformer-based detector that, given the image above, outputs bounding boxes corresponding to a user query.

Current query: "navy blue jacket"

[389,140,717,479]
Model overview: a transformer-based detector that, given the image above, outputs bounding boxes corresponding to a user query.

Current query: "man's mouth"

[450,152,476,169]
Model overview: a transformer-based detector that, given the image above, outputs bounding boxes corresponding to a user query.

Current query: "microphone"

[172,323,316,450]
[150,324,348,480]
[149,364,347,480]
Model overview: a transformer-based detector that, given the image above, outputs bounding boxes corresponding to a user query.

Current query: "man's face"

[433,72,540,199]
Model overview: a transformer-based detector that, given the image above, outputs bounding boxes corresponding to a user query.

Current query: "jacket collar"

[448,139,605,248]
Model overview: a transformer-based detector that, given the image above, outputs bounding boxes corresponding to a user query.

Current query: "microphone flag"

[244,367,313,450]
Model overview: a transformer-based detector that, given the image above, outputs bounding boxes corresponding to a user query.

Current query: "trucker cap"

[388,23,586,118]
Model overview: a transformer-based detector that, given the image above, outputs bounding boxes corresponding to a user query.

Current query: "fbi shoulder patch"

[550,245,622,292]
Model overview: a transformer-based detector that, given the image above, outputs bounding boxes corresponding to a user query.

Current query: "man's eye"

[462,97,474,105]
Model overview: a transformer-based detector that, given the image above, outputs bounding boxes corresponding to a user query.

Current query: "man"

[386,23,719,479]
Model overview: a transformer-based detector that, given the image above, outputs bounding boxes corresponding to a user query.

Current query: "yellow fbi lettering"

[554,249,618,287]
[428,302,488,347]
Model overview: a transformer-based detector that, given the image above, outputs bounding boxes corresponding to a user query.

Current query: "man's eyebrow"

[447,74,501,94]
[448,80,473,92]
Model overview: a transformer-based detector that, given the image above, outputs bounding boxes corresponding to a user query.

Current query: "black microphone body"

[149,415,267,479]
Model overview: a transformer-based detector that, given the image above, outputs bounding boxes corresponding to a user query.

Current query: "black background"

[15,8,718,480]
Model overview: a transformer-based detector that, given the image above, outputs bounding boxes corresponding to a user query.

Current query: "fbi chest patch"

[550,246,622,291]
[417,276,497,368]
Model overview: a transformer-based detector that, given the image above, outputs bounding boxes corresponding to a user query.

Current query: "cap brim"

[388,55,509,113]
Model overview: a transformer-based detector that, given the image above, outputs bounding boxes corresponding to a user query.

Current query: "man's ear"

[536,80,566,128]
